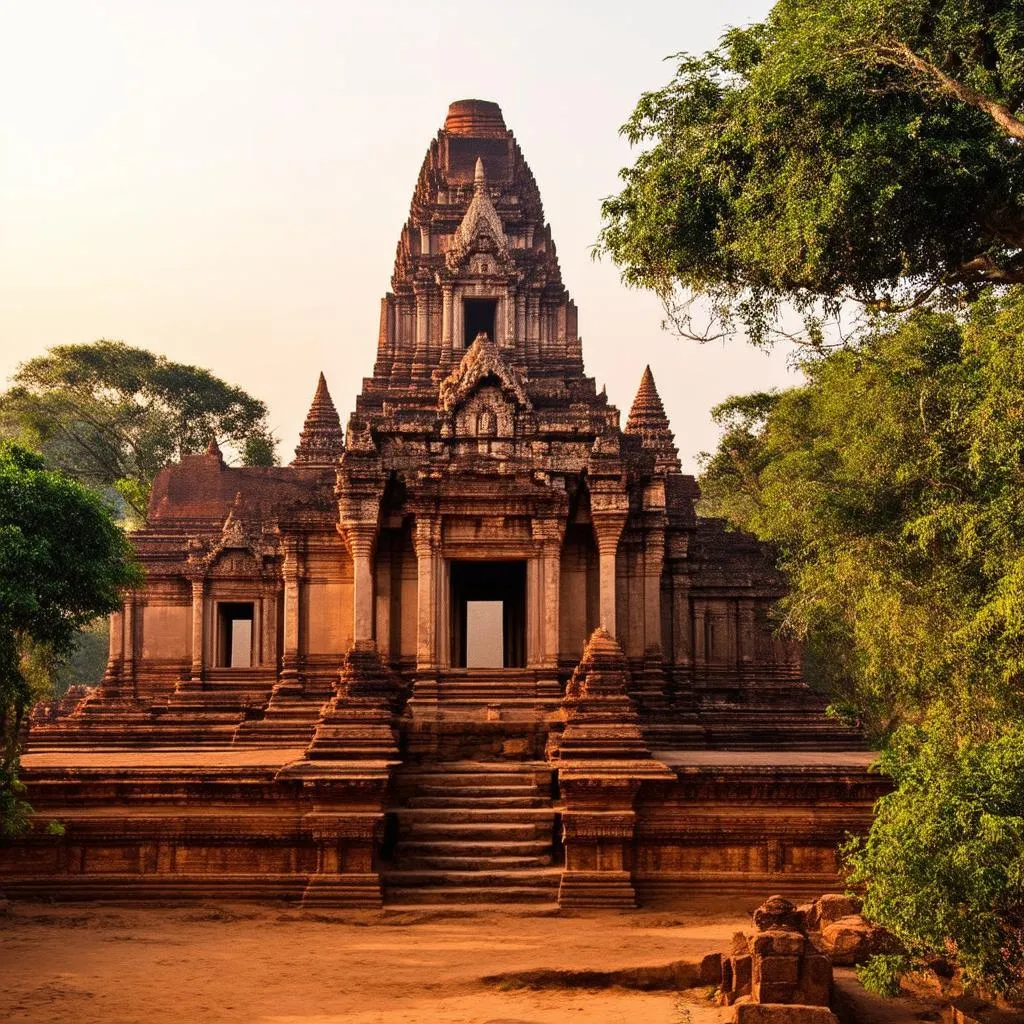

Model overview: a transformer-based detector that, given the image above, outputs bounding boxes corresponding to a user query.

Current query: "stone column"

[347,524,378,644]
[514,292,526,356]
[281,539,302,683]
[189,580,204,685]
[441,284,454,357]
[411,518,441,703]
[101,607,124,694]
[413,286,429,368]
[531,520,564,672]
[592,513,626,637]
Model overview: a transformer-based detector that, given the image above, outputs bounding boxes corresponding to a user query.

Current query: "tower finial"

[474,157,485,186]
[625,365,681,474]
[292,371,345,468]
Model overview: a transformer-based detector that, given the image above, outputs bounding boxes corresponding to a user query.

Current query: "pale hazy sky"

[1,0,796,473]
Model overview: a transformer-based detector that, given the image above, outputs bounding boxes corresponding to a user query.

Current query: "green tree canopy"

[0,341,277,519]
[599,0,1024,347]
[0,442,140,833]
[698,288,1024,992]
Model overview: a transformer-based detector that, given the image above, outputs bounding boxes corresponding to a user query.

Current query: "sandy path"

[0,902,752,1024]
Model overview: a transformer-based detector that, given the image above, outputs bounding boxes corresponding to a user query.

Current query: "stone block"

[700,952,723,986]
[805,893,861,932]
[753,930,806,957]
[732,931,751,956]
[755,955,800,986]
[755,982,801,1005]
[732,954,753,993]
[819,915,898,966]
[794,953,832,1007]
[734,1004,840,1024]
[754,895,804,932]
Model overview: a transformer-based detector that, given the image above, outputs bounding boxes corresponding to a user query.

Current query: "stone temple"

[1,101,881,907]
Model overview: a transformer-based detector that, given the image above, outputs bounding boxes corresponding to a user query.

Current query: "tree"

[698,289,1024,992]
[0,341,278,519]
[844,721,1024,999]
[0,442,141,835]
[599,0,1024,347]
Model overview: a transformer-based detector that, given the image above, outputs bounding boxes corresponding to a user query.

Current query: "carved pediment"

[453,384,515,439]
[439,333,532,415]
[445,159,511,273]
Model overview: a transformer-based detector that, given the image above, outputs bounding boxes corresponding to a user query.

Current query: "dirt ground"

[0,900,755,1024]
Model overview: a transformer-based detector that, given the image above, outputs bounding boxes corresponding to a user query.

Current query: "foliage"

[52,619,110,696]
[855,954,913,999]
[0,341,277,519]
[0,442,140,834]
[700,289,1024,736]
[599,0,1024,346]
[698,289,1024,992]
[845,720,1024,997]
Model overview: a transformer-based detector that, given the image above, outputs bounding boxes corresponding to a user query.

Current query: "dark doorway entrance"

[450,560,526,668]
[463,298,497,346]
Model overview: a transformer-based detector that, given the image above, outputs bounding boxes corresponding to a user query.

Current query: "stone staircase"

[382,761,562,907]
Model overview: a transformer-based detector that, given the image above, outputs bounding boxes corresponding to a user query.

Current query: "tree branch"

[874,42,1024,141]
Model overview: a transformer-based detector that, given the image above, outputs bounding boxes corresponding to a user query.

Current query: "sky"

[1,0,796,474]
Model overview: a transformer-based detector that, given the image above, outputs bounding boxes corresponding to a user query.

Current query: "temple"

[0,101,881,907]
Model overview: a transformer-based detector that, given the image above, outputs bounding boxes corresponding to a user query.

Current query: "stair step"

[399,822,552,842]
[384,886,559,904]
[382,902,561,917]
[382,868,561,887]
[396,854,553,870]
[396,807,556,823]
[395,839,551,857]
[406,773,543,788]
[406,795,547,809]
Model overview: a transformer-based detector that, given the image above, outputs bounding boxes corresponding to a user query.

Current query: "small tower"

[292,372,345,467]
[625,365,681,474]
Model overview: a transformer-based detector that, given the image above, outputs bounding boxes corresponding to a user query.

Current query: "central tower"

[359,98,584,413]
[338,99,647,715]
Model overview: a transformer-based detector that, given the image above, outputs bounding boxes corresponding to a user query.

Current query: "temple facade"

[1,101,881,908]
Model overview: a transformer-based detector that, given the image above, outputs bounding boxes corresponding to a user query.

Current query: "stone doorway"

[450,560,526,668]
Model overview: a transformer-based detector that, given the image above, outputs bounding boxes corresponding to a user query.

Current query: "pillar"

[413,287,429,366]
[441,283,454,356]
[643,529,665,657]
[189,580,204,684]
[347,525,377,644]
[102,606,124,693]
[592,513,626,638]
[413,519,438,671]
[281,539,302,682]
[514,291,526,356]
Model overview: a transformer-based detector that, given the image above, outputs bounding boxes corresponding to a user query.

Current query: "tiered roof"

[292,372,345,467]
[625,366,681,475]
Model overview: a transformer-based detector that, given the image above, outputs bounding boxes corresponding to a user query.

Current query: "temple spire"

[625,365,681,474]
[292,372,345,467]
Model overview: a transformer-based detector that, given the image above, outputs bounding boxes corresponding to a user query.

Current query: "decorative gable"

[445,158,510,272]
[438,332,532,415]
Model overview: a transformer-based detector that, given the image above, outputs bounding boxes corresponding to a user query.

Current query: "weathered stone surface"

[701,952,724,986]
[755,955,801,986]
[794,953,832,1007]
[734,1004,840,1024]
[818,916,898,966]
[753,931,807,957]
[754,896,805,932]
[804,893,862,933]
